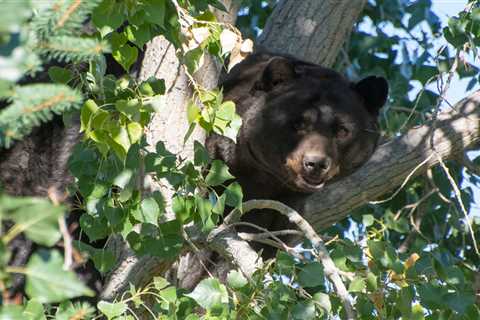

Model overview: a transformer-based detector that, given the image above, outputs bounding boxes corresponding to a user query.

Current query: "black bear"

[206,52,388,236]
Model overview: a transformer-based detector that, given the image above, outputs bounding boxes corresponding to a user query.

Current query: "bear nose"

[303,154,331,174]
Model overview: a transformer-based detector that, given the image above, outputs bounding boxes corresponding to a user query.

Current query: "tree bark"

[257,0,367,65]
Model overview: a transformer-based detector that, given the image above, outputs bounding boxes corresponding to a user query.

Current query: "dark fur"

[206,52,388,242]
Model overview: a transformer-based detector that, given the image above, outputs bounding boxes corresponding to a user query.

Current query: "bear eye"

[336,124,350,140]
[291,119,304,131]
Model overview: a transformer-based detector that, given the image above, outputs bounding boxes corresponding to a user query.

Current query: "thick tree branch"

[301,91,480,232]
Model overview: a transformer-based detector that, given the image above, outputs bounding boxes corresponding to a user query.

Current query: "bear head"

[208,53,388,198]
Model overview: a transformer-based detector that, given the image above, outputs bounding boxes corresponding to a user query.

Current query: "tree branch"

[222,199,356,319]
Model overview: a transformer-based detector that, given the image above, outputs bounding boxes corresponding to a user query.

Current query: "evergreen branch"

[35,36,110,63]
[0,84,83,148]
[32,0,102,39]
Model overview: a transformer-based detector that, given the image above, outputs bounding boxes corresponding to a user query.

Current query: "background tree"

[1,0,480,319]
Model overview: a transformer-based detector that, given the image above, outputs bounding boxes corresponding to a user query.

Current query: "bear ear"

[257,57,296,91]
[354,76,389,115]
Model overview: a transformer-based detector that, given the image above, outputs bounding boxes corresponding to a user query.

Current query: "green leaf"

[227,270,248,289]
[153,276,170,290]
[127,221,183,259]
[0,305,24,319]
[113,169,133,188]
[222,114,242,143]
[115,99,140,121]
[0,196,64,246]
[125,24,151,48]
[23,300,46,320]
[444,291,475,314]
[109,32,127,51]
[159,286,177,303]
[97,301,127,320]
[143,0,166,26]
[362,214,374,226]
[292,302,316,320]
[313,292,331,313]
[112,44,138,72]
[92,0,125,37]
[140,197,161,225]
[186,278,229,310]
[79,213,109,241]
[195,195,215,231]
[225,182,243,209]
[348,277,366,292]
[298,262,324,288]
[205,160,234,186]
[110,126,130,158]
[212,193,226,216]
[147,77,166,95]
[365,272,377,291]
[80,99,99,133]
[25,250,94,303]
[194,140,210,166]
[172,195,195,223]
[398,286,414,318]
[75,242,116,274]
[412,304,425,320]
[127,122,142,144]
[187,101,201,124]
[184,47,204,74]
[417,283,445,310]
[54,301,95,320]
[48,66,73,84]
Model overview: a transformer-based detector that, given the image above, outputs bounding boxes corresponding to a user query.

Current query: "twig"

[237,229,304,241]
[182,229,215,278]
[47,186,72,270]
[222,200,357,320]
[227,222,303,260]
[58,217,73,270]
[429,49,459,148]
[398,185,436,254]
[436,154,480,256]
[369,153,434,205]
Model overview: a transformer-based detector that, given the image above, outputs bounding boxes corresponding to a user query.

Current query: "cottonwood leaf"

[186,278,228,310]
[97,301,127,320]
[205,160,234,186]
[25,250,94,303]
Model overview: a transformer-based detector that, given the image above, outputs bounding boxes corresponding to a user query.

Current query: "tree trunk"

[257,0,367,65]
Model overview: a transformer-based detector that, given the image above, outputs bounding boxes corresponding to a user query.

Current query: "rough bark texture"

[257,0,367,65]
[302,92,480,231]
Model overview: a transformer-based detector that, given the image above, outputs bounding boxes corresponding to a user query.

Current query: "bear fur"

[207,52,388,202]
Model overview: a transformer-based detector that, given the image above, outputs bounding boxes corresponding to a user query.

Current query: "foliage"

[1,0,480,319]
[0,0,110,147]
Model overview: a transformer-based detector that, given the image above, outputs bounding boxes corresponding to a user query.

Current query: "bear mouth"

[246,142,328,193]
[296,176,326,192]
